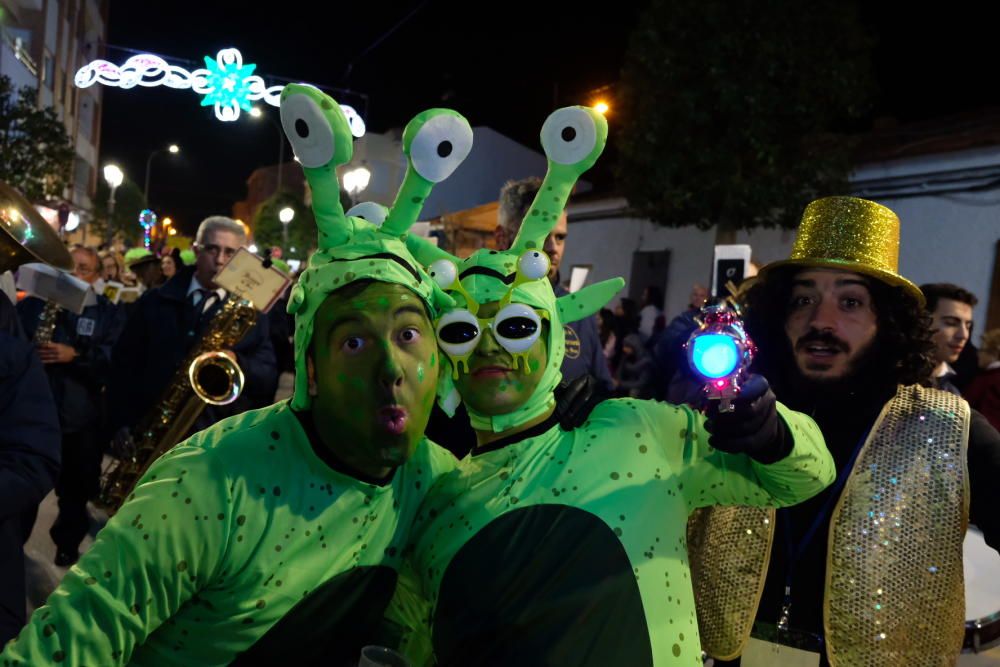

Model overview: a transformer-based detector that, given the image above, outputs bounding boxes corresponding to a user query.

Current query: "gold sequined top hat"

[759,196,925,307]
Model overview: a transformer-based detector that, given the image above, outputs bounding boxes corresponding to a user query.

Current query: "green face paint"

[454,301,550,418]
[280,84,464,412]
[310,282,437,469]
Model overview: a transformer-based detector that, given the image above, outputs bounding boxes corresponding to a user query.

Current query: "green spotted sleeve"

[643,400,835,512]
[0,443,233,666]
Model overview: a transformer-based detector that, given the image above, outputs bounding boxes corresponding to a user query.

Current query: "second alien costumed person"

[392,105,836,667]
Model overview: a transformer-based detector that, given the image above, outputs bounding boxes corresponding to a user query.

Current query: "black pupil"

[440,321,478,344]
[497,317,538,339]
[561,126,576,142]
[437,141,453,158]
[295,118,310,138]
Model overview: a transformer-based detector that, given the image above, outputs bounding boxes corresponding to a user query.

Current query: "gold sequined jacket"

[689,385,970,666]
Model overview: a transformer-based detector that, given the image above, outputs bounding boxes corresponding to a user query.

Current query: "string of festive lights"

[75,48,366,136]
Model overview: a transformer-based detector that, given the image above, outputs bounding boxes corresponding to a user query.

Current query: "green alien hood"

[280,84,473,410]
[406,106,625,433]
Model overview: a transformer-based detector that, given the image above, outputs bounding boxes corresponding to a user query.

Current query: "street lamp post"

[144,143,180,209]
[251,107,285,195]
[278,206,295,251]
[103,164,124,248]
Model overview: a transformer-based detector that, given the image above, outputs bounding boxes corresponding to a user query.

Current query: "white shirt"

[187,275,227,310]
[934,362,956,379]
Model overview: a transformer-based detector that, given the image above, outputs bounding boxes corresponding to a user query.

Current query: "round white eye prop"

[541,107,597,166]
[436,310,481,358]
[493,303,542,354]
[280,94,336,168]
[346,202,387,226]
[410,114,474,183]
[428,259,458,289]
[518,251,550,281]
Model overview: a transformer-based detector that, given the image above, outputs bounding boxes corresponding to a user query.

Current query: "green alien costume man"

[392,106,837,667]
[0,85,476,666]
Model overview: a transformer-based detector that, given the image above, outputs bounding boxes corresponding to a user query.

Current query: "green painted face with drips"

[453,301,549,417]
[307,282,439,477]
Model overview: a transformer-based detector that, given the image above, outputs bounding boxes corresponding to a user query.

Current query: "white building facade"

[0,0,107,214]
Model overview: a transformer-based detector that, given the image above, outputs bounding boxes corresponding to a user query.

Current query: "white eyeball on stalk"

[518,251,550,281]
[428,259,458,290]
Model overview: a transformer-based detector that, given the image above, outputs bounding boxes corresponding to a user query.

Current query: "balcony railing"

[1,27,38,78]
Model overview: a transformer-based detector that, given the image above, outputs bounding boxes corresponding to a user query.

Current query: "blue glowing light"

[691,334,739,379]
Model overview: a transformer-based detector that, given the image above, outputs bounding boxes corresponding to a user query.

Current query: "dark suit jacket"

[18,294,125,433]
[0,293,60,641]
[108,266,277,437]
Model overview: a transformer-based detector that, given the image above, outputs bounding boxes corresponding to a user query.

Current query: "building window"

[42,53,54,87]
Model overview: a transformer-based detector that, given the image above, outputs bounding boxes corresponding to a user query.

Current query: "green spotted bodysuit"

[401,398,834,667]
[1,401,455,666]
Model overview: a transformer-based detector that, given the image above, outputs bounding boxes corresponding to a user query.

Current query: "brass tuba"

[96,295,257,513]
[0,180,72,274]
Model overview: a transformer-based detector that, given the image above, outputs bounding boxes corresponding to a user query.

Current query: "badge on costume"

[740,638,820,667]
[564,324,581,359]
[76,317,95,337]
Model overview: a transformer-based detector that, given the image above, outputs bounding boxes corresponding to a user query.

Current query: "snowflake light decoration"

[192,49,260,121]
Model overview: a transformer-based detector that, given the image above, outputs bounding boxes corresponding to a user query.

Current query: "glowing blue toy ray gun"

[684,300,756,413]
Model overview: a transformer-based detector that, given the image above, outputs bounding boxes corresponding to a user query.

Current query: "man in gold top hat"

[697,196,1000,666]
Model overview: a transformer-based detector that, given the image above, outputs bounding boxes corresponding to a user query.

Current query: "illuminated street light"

[278,206,295,249]
[103,164,124,247]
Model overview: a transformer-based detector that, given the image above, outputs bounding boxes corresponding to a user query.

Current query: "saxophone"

[33,301,63,345]
[96,296,258,513]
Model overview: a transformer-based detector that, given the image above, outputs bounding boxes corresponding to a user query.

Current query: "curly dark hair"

[740,265,936,388]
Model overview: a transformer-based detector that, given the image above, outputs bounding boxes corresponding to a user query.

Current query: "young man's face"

[928,298,974,365]
[308,282,439,474]
[783,269,879,383]
[195,230,242,288]
[453,300,550,417]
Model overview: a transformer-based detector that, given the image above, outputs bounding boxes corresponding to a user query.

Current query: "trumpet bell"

[0,181,72,273]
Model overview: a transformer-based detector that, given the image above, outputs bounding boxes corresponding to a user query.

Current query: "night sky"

[97,0,998,236]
